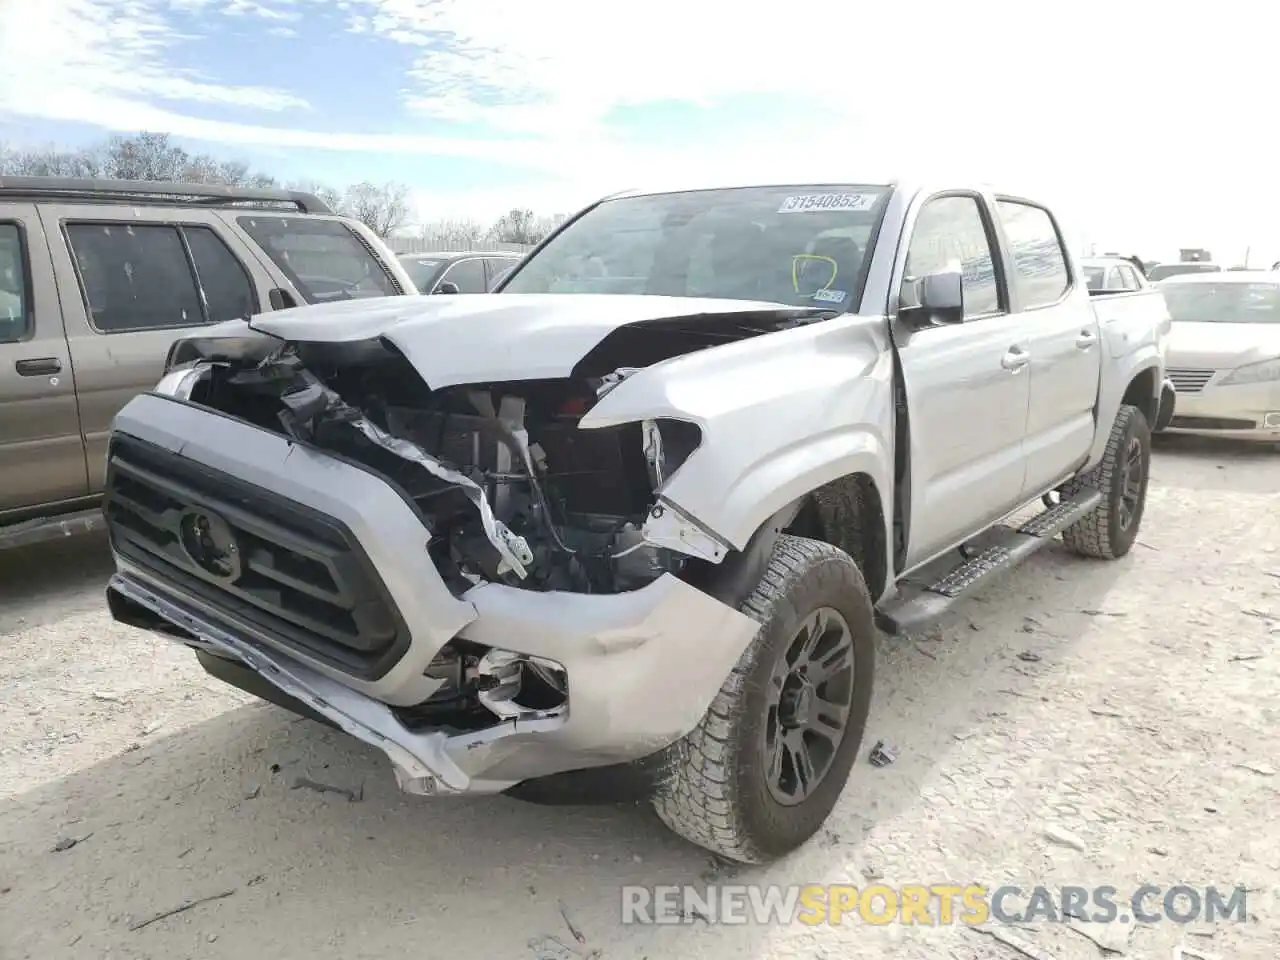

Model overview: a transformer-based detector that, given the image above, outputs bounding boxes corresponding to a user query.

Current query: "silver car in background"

[1158,272,1280,441]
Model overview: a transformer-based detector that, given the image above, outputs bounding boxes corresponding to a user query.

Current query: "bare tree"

[339,181,412,239]
[103,132,190,181]
[417,218,487,249]
[0,140,104,177]
[488,208,539,245]
[0,133,555,240]
[285,179,344,212]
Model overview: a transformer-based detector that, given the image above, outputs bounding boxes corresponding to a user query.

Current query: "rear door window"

[995,200,1071,309]
[438,257,487,293]
[484,258,516,289]
[0,223,31,343]
[65,223,204,332]
[236,216,399,303]
[183,226,257,323]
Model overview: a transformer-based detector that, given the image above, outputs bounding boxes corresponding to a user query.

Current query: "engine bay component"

[170,341,706,596]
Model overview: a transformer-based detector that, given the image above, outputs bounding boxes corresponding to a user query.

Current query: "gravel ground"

[1,434,1277,960]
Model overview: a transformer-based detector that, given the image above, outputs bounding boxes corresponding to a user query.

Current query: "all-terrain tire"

[651,535,875,864]
[1060,403,1152,560]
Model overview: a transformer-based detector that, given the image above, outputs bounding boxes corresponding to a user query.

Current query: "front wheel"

[1060,404,1152,560]
[652,536,875,864]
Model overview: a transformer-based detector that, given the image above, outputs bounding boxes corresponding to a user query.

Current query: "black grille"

[104,433,409,680]
[1170,415,1257,431]
[1167,367,1216,394]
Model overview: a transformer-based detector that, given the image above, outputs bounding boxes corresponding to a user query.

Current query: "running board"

[0,506,104,551]
[875,489,1103,635]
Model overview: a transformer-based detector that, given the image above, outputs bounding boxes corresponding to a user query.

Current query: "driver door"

[891,192,1031,571]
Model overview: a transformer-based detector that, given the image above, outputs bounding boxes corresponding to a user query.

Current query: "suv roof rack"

[0,176,332,214]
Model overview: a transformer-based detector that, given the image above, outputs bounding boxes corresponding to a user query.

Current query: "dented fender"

[580,314,897,556]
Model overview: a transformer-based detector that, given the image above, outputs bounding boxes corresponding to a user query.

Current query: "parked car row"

[1081,251,1279,443]
[396,250,523,294]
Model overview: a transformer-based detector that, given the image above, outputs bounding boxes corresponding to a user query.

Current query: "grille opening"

[1167,367,1216,393]
[104,433,410,679]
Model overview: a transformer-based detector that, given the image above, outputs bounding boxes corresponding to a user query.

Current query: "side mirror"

[434,281,460,295]
[900,269,964,325]
[267,287,297,310]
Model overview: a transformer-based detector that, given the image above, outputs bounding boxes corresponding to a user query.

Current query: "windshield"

[236,216,399,304]
[398,256,444,291]
[1160,281,1280,323]
[500,185,892,310]
[1148,262,1219,281]
[1083,265,1106,290]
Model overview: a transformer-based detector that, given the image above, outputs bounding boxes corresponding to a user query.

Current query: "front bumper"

[1163,378,1280,442]
[105,394,759,796]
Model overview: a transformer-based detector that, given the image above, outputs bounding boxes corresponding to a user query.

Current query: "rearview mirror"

[434,281,460,295]
[900,269,964,325]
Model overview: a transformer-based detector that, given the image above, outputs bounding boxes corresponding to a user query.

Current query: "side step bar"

[0,506,104,551]
[875,489,1103,635]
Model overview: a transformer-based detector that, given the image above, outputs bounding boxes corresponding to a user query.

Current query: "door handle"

[1001,347,1030,372]
[1076,330,1098,349]
[15,357,61,377]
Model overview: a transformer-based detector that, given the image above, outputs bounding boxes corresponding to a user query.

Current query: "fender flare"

[1086,350,1162,469]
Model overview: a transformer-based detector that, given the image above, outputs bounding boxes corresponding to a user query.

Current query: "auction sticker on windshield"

[778,193,878,214]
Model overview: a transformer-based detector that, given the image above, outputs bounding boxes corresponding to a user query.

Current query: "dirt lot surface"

[1,435,1278,960]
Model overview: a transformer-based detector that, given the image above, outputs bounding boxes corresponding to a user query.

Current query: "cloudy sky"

[0,0,1276,263]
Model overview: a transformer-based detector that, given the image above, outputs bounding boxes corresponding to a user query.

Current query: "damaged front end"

[160,335,711,599]
[108,305,823,792]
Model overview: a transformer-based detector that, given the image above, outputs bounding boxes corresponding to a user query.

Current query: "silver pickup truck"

[102,178,1174,864]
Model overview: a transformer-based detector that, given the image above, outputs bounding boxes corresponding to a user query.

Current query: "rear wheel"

[652,536,875,864]
[1060,404,1151,560]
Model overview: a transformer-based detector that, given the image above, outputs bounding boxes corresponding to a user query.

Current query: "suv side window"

[236,216,399,303]
[66,223,204,333]
[0,223,31,343]
[905,195,1002,318]
[1117,264,1140,290]
[995,200,1070,309]
[438,258,487,293]
[184,226,256,323]
[484,257,516,289]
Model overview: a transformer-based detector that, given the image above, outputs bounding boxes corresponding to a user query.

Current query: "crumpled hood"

[248,293,802,389]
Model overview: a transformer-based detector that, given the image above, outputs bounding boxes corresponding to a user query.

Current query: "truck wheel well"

[1122,368,1159,427]
[680,473,889,608]
[784,474,888,600]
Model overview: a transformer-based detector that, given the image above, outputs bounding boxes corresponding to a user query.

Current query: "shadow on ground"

[0,532,114,637]
[0,532,1137,959]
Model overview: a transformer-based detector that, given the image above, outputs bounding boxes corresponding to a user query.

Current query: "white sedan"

[1158,272,1280,441]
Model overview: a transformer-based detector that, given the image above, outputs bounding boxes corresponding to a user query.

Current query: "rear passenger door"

[994,198,1101,496]
[0,204,88,513]
[892,192,1030,570]
[39,206,274,493]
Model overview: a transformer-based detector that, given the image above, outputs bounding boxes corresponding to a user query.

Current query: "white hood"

[248,293,801,388]
[1167,320,1280,369]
